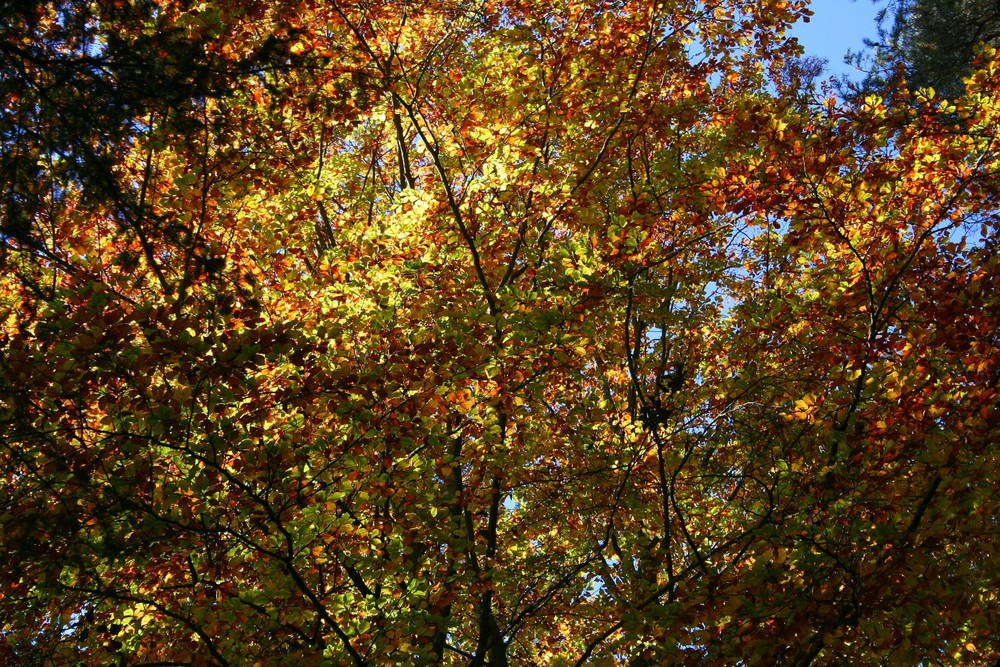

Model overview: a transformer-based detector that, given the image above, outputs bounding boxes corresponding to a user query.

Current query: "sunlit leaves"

[2,0,1000,665]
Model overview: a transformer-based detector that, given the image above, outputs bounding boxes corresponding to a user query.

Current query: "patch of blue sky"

[789,0,882,80]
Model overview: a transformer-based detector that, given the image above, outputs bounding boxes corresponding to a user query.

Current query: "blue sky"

[789,0,883,79]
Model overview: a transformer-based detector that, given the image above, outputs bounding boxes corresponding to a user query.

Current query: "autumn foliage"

[2,0,999,664]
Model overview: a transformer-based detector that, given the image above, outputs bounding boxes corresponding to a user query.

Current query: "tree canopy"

[2,0,999,665]
[857,0,1000,100]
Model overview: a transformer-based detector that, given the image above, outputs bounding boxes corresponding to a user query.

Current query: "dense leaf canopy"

[2,0,999,665]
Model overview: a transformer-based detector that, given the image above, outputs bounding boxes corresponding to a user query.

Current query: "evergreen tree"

[856,0,1000,98]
